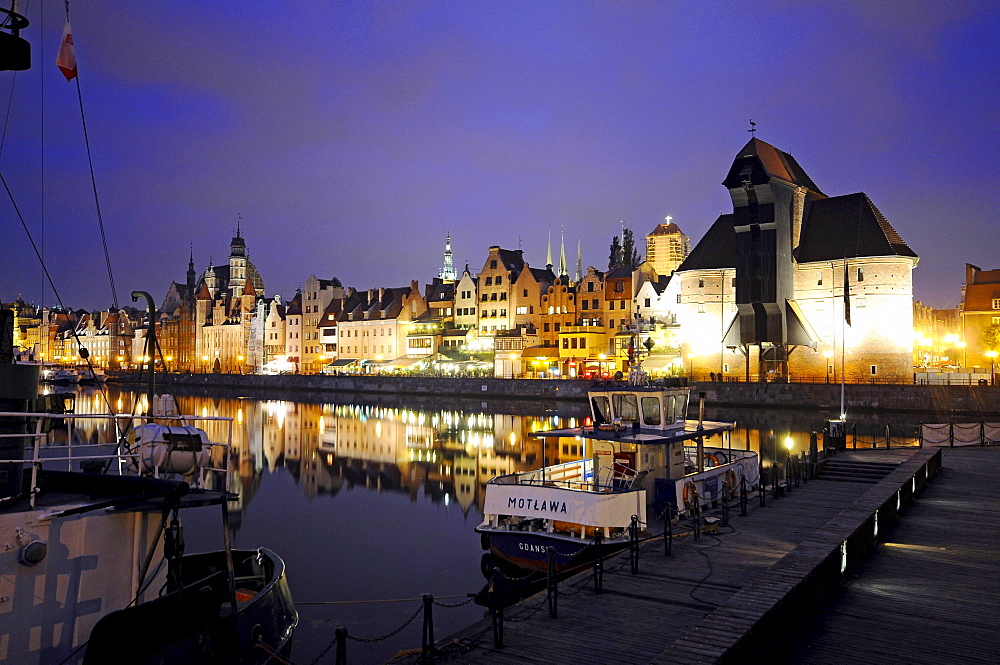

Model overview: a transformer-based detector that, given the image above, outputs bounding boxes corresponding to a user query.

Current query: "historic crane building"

[674,138,918,382]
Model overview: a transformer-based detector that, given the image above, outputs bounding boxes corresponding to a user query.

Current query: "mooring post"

[335,627,347,665]
[546,547,558,619]
[490,568,504,648]
[721,484,730,527]
[421,594,435,664]
[740,475,748,516]
[664,506,673,556]
[593,532,604,594]
[629,514,639,575]
[809,431,818,478]
[693,493,701,541]
[759,471,766,507]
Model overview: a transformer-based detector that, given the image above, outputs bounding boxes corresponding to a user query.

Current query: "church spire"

[439,232,456,282]
[546,226,553,268]
[558,227,567,277]
[186,243,196,290]
[575,235,582,282]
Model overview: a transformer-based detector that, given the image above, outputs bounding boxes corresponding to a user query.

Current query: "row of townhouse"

[10,140,998,382]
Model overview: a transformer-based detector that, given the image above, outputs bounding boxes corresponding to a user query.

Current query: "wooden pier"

[410,448,944,665]
[784,447,1000,665]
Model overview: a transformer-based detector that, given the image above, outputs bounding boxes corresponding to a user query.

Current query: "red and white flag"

[56,20,78,81]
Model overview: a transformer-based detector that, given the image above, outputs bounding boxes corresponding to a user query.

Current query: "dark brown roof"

[676,214,737,271]
[723,138,824,196]
[648,222,683,236]
[796,193,917,263]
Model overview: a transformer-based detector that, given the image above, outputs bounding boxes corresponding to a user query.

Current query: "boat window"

[591,396,610,424]
[612,394,639,422]
[665,395,675,421]
[163,432,203,451]
[641,397,661,425]
[674,394,689,422]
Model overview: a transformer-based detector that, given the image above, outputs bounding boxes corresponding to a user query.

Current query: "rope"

[297,594,469,606]
[255,640,298,665]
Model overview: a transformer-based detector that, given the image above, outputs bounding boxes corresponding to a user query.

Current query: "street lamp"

[687,352,696,378]
[823,350,834,383]
[987,350,998,386]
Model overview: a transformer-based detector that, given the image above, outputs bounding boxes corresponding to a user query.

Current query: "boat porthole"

[18,540,47,567]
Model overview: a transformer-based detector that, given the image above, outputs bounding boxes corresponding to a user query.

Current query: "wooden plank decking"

[784,447,1000,665]
[413,448,938,665]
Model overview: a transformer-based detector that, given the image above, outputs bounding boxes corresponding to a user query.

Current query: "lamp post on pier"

[823,350,834,383]
[987,350,998,386]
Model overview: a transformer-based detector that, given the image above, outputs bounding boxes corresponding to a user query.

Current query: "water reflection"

[58,384,920,663]
[60,385,922,520]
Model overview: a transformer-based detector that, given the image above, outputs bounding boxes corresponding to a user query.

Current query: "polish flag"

[56,20,78,81]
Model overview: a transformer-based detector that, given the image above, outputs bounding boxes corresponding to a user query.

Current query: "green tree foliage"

[980,323,1000,353]
[608,227,642,270]
[621,227,642,270]
[608,235,621,270]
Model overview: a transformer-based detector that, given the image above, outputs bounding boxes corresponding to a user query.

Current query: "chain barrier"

[308,633,339,665]
[345,603,424,644]
[431,596,474,609]
[255,640,297,665]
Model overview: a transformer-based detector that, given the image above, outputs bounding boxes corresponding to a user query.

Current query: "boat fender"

[480,533,490,551]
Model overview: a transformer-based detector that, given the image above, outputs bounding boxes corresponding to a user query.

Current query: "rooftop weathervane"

[747,119,757,136]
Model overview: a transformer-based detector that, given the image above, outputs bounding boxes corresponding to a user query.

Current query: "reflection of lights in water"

[237,408,243,424]
[117,398,123,412]
[508,431,517,445]
[317,417,324,434]
[375,421,382,437]
[201,406,208,418]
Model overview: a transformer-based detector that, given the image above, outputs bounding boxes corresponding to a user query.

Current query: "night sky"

[2,0,997,311]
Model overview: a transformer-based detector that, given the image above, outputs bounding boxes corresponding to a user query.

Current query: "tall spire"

[558,227,567,277]
[439,232,456,282]
[546,226,553,268]
[186,243,196,290]
[575,235,582,282]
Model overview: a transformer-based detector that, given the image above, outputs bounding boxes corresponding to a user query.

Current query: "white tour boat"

[476,369,759,572]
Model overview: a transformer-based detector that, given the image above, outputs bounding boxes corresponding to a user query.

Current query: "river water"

[62,384,921,664]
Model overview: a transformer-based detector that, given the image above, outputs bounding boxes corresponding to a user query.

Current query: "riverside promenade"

[393,447,947,665]
[112,372,1000,417]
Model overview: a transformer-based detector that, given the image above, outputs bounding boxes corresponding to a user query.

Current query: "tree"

[608,235,621,270]
[621,227,642,270]
[980,323,1000,354]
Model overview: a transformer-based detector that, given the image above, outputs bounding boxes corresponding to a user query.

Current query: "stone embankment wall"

[111,373,1000,416]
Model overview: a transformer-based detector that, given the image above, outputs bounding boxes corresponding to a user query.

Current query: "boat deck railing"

[0,411,235,506]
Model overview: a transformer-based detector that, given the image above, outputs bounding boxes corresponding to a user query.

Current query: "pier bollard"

[490,568,504,648]
[809,431,818,478]
[785,457,792,494]
[759,473,766,507]
[629,514,640,575]
[421,594,435,664]
[693,494,701,541]
[740,475,748,516]
[664,506,673,557]
[546,547,558,619]
[593,532,604,594]
[335,627,347,665]
[721,484,730,527]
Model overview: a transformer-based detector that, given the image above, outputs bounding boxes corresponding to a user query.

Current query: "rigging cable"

[64,0,119,308]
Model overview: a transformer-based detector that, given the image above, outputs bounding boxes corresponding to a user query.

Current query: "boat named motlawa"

[476,374,759,572]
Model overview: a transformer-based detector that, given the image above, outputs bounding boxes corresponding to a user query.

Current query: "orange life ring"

[704,454,720,468]
[724,469,738,494]
[682,481,698,512]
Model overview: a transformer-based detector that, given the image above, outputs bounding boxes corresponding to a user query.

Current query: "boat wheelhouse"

[476,376,758,572]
